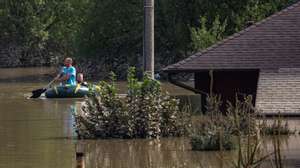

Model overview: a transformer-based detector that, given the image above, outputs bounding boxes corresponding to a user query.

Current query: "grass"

[260,114,296,135]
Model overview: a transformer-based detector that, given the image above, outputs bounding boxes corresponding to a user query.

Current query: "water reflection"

[0,81,77,167]
[77,138,234,168]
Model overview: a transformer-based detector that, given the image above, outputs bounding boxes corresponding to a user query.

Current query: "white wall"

[256,68,300,114]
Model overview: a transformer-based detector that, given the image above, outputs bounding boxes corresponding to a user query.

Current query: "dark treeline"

[0,0,296,79]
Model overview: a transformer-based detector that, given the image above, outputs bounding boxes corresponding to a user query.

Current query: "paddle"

[30,79,56,98]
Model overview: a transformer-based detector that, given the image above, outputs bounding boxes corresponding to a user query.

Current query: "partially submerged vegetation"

[190,119,235,151]
[73,68,296,167]
[260,114,296,135]
[190,95,258,151]
[190,95,295,167]
[190,95,235,151]
[190,94,297,152]
[74,67,191,139]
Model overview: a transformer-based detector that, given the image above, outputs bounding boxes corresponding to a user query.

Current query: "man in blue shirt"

[55,57,77,85]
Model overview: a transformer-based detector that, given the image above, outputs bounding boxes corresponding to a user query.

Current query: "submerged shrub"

[126,69,162,138]
[227,95,258,135]
[74,67,191,139]
[233,133,271,168]
[205,94,223,119]
[190,95,235,151]
[74,73,132,138]
[160,95,191,137]
[190,95,260,151]
[190,120,235,151]
[260,114,295,135]
[126,67,191,138]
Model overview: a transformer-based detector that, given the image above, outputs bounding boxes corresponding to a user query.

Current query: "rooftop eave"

[163,67,261,73]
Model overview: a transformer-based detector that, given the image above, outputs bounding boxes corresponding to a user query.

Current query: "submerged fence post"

[143,0,155,79]
[76,153,85,168]
[76,143,85,168]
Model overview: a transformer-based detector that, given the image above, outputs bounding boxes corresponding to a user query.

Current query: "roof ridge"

[164,0,300,71]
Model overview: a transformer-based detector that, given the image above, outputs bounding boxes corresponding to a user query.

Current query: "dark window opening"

[195,70,260,113]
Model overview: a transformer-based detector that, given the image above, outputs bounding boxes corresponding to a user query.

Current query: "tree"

[76,0,144,76]
[0,0,89,66]
[0,0,297,73]
[190,16,227,52]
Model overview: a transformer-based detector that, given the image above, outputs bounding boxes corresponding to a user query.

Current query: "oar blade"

[30,88,47,98]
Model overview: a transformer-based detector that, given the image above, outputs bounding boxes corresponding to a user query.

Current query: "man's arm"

[55,73,70,82]
[54,67,69,82]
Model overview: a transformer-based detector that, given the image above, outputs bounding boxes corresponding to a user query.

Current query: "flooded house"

[164,1,300,115]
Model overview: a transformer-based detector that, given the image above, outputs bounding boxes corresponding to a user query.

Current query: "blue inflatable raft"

[45,85,89,98]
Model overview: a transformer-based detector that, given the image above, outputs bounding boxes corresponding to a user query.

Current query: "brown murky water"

[0,67,300,168]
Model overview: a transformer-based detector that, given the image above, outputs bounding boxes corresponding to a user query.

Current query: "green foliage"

[235,0,297,31]
[1,0,297,71]
[161,98,191,137]
[74,0,296,77]
[74,67,191,139]
[75,75,131,138]
[190,94,288,167]
[75,0,143,76]
[126,68,162,138]
[190,95,235,151]
[127,67,191,138]
[190,119,235,151]
[190,95,261,151]
[190,16,227,51]
[1,0,89,65]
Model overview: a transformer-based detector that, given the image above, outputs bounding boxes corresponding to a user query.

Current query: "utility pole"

[143,0,154,79]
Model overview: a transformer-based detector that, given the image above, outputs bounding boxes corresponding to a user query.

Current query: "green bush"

[190,95,235,151]
[190,95,259,151]
[74,67,191,139]
[190,121,235,151]
[75,72,132,139]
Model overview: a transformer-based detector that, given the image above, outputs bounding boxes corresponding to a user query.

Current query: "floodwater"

[0,67,300,168]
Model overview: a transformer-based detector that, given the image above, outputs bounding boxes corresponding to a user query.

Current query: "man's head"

[77,73,84,83]
[64,57,73,67]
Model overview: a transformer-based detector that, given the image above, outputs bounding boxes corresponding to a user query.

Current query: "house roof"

[164,1,300,72]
